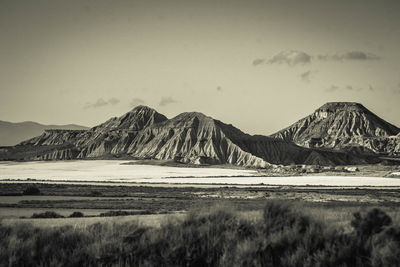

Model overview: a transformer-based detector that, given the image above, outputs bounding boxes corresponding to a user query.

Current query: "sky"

[1,0,400,135]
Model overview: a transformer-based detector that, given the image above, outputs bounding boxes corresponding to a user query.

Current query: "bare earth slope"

[271,102,400,156]
[121,112,305,167]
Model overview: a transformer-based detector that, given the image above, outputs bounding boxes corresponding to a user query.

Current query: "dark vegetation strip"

[3,182,400,198]
[29,210,153,218]
[1,201,400,266]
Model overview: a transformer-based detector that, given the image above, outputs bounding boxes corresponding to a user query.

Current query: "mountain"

[0,120,89,146]
[1,105,369,166]
[17,106,168,160]
[107,111,305,166]
[271,102,400,156]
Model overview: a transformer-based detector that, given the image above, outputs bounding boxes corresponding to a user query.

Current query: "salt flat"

[0,160,257,181]
[1,160,400,186]
[150,176,400,186]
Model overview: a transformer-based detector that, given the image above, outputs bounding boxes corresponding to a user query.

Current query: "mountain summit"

[271,102,400,155]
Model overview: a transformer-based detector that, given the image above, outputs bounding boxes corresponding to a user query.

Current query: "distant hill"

[0,120,89,146]
[270,102,400,156]
[1,105,381,166]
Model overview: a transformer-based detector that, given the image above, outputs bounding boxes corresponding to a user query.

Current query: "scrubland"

[2,201,400,266]
[1,180,400,266]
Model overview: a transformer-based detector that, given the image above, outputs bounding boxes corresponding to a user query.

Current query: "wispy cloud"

[266,50,311,66]
[326,85,340,92]
[300,70,315,82]
[318,51,380,61]
[254,50,381,67]
[130,97,145,107]
[108,97,120,105]
[325,85,370,93]
[159,96,176,107]
[252,58,265,66]
[84,98,120,109]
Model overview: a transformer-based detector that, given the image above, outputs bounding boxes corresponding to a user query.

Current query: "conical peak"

[173,112,212,121]
[130,105,157,113]
[126,105,167,121]
[317,102,366,113]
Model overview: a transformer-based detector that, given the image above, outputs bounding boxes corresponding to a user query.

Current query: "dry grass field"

[1,182,400,227]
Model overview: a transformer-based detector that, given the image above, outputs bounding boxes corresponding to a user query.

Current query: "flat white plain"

[1,160,400,186]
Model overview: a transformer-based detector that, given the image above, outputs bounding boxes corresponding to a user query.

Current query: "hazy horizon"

[1,0,400,135]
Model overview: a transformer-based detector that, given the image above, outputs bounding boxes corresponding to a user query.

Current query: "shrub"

[371,225,400,266]
[99,210,151,217]
[31,211,64,218]
[69,211,84,218]
[22,185,40,195]
[351,208,392,238]
[89,190,103,197]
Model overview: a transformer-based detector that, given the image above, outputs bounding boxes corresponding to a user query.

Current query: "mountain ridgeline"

[0,121,89,146]
[1,103,399,167]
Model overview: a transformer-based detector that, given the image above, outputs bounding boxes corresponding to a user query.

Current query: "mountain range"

[0,121,89,146]
[1,102,399,167]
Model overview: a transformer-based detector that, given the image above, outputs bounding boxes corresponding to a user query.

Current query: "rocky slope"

[17,106,168,160]
[117,112,307,167]
[271,102,400,156]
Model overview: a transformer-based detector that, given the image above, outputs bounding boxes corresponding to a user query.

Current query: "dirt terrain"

[2,181,400,229]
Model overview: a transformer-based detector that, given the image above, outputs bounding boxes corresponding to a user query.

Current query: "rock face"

[20,130,87,146]
[2,103,396,166]
[271,102,400,155]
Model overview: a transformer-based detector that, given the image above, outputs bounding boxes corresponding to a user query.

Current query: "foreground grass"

[1,201,400,266]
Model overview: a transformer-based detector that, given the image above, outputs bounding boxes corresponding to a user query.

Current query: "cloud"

[84,97,120,109]
[318,51,380,61]
[130,97,145,107]
[267,50,311,66]
[159,96,176,107]
[300,70,314,82]
[345,85,364,91]
[254,50,380,67]
[90,98,108,108]
[326,85,340,92]
[325,85,369,93]
[252,58,265,66]
[108,97,120,105]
